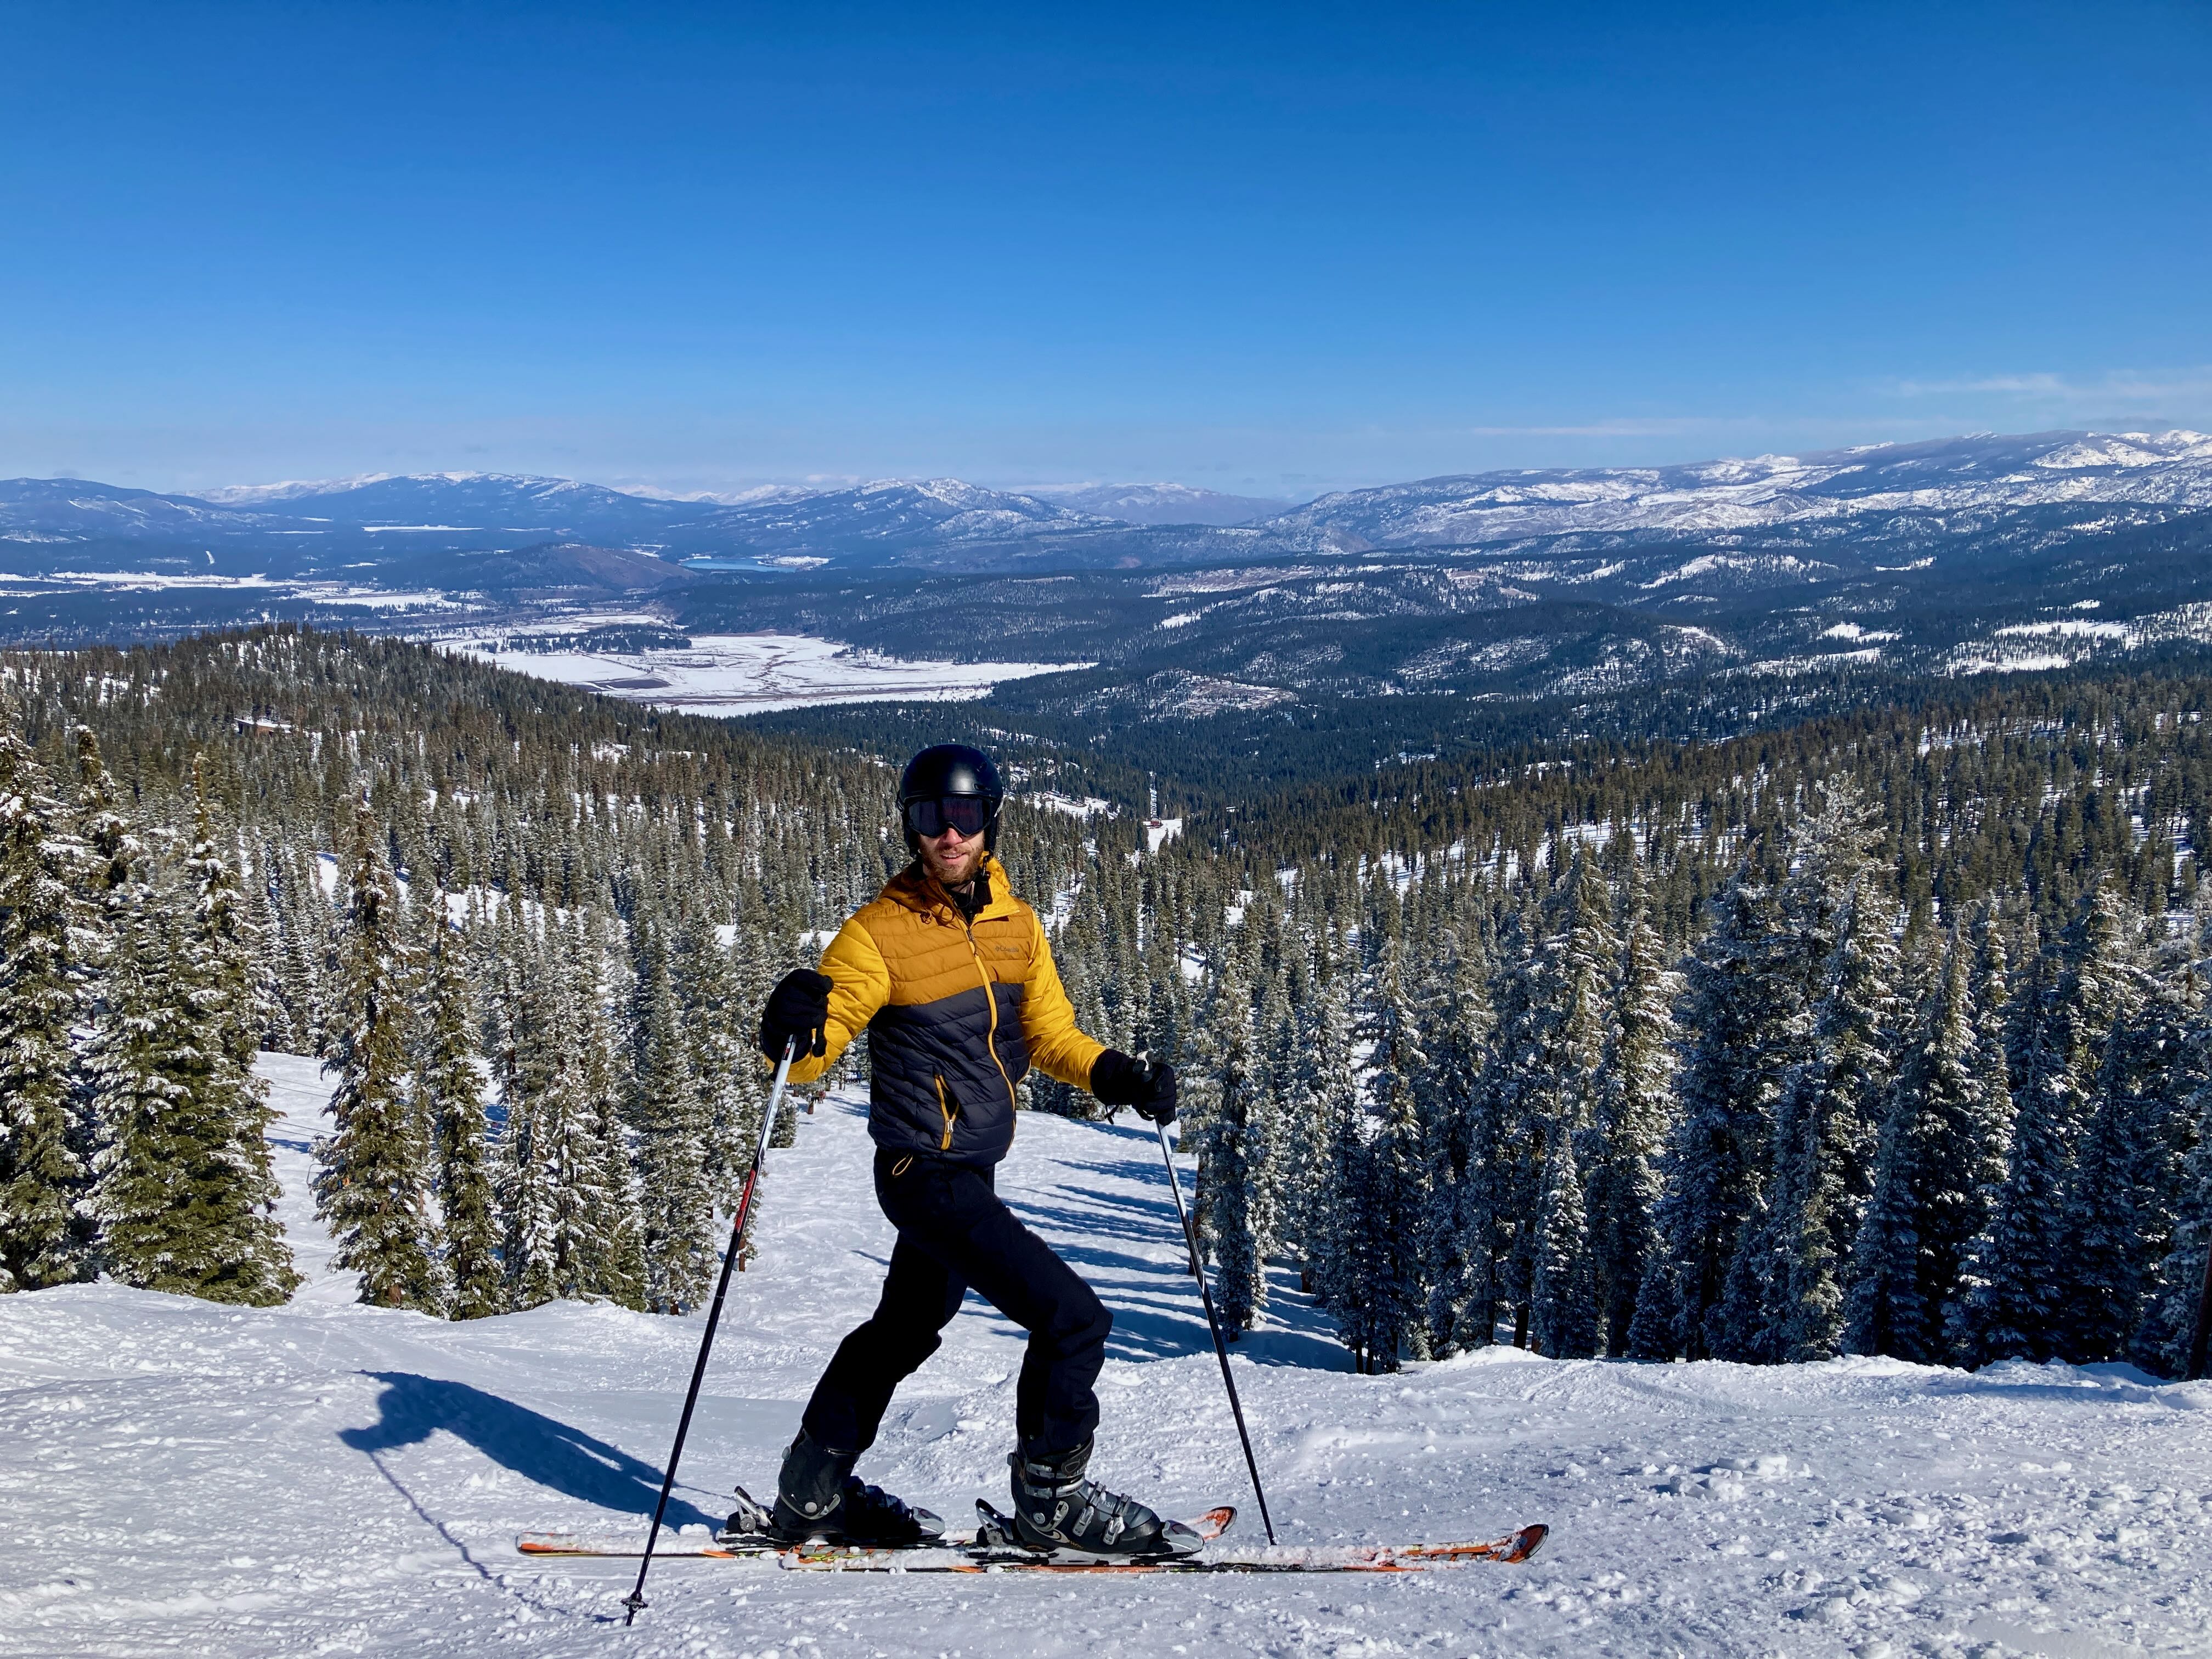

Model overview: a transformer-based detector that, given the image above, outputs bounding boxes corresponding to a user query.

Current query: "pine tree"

[1286,937,1359,1293]
[93,770,299,1304]
[679,915,755,1215]
[1474,881,1556,1347]
[1651,862,1816,1360]
[1345,935,1432,1370]
[0,716,95,1291]
[497,934,567,1310]
[631,938,716,1312]
[1530,1128,1599,1357]
[172,766,297,1300]
[2151,1059,2212,1378]
[1525,853,1617,1357]
[417,901,503,1318]
[575,911,646,1307]
[1759,872,1905,1361]
[1196,936,1267,1336]
[1953,879,2141,1363]
[1842,931,1991,1361]
[2053,924,2192,1363]
[1420,914,1496,1355]
[1591,897,1678,1354]
[314,795,442,1311]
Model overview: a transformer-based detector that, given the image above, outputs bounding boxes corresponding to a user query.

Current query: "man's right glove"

[759,968,833,1062]
[1090,1049,1178,1124]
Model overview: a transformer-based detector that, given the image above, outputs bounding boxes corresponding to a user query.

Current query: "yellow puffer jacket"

[787,855,1105,1164]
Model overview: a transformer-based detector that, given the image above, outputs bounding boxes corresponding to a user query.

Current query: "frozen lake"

[449,631,1087,715]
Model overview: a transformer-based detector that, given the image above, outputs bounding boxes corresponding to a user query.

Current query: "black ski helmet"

[898,742,1005,856]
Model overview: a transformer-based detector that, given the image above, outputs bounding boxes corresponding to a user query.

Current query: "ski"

[516,1513,1549,1573]
[516,1504,1231,1562]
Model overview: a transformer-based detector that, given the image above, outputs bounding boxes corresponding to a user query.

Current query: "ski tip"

[1504,1523,1549,1564]
[1197,1505,1236,1542]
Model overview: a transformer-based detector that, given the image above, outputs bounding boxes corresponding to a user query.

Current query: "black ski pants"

[799,1149,1111,1460]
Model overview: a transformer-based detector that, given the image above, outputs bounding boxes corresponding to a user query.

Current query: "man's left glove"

[760,968,833,1062]
[1090,1049,1178,1124]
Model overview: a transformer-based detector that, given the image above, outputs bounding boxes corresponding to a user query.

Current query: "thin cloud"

[1891,367,2212,408]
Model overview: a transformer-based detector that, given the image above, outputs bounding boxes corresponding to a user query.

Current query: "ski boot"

[748,1429,944,1546]
[1007,1439,1198,1556]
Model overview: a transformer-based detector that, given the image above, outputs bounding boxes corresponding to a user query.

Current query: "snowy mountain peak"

[199,473,401,504]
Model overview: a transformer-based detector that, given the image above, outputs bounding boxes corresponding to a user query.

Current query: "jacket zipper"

[964,918,1020,1122]
[933,1074,957,1151]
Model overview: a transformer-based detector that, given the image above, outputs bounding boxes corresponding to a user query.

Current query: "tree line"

[2,627,2208,1383]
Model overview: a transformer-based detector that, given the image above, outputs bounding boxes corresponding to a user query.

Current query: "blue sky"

[3,1,2208,496]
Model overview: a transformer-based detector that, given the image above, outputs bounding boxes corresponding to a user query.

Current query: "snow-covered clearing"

[3,1056,2209,1657]
[448,633,1086,716]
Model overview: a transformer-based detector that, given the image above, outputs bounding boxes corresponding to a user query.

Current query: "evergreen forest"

[3,626,2209,1384]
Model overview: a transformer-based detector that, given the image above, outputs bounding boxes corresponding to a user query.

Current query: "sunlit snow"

[1,1056,2206,1655]
[450,631,1088,715]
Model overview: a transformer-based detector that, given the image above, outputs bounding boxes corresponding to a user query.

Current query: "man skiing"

[747,742,1183,1555]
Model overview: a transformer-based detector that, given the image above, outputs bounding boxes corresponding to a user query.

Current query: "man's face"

[917,820,984,888]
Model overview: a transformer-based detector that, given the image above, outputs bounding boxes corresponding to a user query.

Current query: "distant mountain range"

[4,431,2208,588]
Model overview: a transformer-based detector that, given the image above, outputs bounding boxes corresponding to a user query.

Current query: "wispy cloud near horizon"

[1889,367,2212,414]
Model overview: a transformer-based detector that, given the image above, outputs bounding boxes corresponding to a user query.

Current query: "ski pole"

[1154,1118,1278,1545]
[625,1039,797,1626]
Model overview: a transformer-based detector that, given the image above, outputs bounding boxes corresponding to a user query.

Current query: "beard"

[921,839,982,886]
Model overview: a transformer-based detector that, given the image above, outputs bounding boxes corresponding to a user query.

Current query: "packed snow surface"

[449,632,1086,715]
[2,1054,2209,1657]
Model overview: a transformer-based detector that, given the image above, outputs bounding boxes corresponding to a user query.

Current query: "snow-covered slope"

[1268,430,2212,551]
[1023,482,1296,527]
[674,478,1113,556]
[204,472,697,541]
[0,478,287,543]
[3,1054,2206,1656]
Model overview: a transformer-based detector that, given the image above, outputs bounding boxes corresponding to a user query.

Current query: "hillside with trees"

[2,627,2207,1383]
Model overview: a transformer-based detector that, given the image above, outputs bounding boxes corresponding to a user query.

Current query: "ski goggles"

[904,794,997,840]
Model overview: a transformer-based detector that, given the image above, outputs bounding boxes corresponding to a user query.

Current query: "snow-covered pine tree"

[496,928,566,1310]
[1647,873,1796,1359]
[631,934,716,1312]
[1537,852,1618,1356]
[2152,1056,2212,1378]
[167,762,298,1301]
[416,898,503,1318]
[1592,893,1679,1354]
[313,794,442,1311]
[238,840,291,1051]
[1758,868,1905,1361]
[274,846,335,1054]
[1530,1127,1599,1357]
[2053,913,2192,1363]
[1197,933,1267,1335]
[1285,932,1359,1292]
[1842,929,1990,1360]
[1347,934,1432,1369]
[0,714,95,1291]
[1249,938,1295,1286]
[575,910,646,1308]
[1420,908,1496,1355]
[1475,879,1554,1346]
[677,914,755,1215]
[1953,878,2142,1364]
[1709,786,1890,1362]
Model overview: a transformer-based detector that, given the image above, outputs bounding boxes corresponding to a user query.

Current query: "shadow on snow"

[340,1371,720,1530]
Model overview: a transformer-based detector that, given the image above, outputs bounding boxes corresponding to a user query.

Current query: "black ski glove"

[1091,1049,1178,1124]
[759,968,833,1062]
